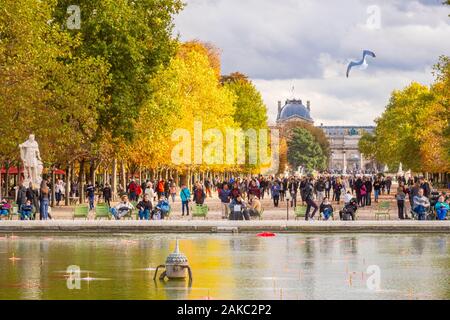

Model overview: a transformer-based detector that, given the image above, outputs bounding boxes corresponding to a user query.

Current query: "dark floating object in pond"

[153,240,193,283]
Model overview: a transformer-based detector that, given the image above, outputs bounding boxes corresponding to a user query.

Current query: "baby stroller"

[340,199,358,221]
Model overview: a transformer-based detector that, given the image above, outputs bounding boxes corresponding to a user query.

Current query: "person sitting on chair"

[413,188,430,221]
[136,194,153,220]
[229,196,250,221]
[111,195,134,220]
[20,200,33,220]
[344,191,353,205]
[0,199,11,218]
[340,198,358,221]
[319,197,334,221]
[153,196,170,220]
[248,194,262,218]
[435,195,449,221]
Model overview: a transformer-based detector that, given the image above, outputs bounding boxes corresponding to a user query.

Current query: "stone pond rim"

[0,221,449,234]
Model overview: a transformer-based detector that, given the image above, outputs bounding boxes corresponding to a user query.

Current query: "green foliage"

[222,74,268,130]
[0,0,111,167]
[281,121,330,160]
[358,132,377,159]
[0,0,272,178]
[365,56,450,173]
[287,128,327,172]
[52,0,184,142]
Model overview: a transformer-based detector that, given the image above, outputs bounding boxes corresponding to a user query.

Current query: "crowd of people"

[0,173,448,221]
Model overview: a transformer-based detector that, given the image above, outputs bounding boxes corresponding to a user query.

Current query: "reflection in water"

[0,233,449,300]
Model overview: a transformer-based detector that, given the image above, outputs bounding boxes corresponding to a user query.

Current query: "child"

[20,200,33,220]
[435,196,449,221]
[319,198,334,221]
[0,199,11,217]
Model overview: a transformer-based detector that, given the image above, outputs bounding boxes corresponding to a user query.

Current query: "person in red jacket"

[128,179,138,201]
[136,184,142,200]
[157,180,165,198]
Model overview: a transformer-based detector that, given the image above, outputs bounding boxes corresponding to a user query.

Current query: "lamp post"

[285,192,291,221]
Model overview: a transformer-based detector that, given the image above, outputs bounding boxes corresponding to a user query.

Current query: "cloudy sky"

[174,0,450,126]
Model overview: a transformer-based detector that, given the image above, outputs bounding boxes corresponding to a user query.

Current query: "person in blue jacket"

[179,185,191,217]
[271,182,281,207]
[435,195,449,220]
[218,184,231,219]
[153,196,170,220]
[20,200,34,220]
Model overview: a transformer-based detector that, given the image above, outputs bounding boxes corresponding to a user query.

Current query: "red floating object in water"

[257,232,276,237]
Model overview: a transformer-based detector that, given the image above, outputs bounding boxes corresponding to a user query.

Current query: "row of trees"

[359,56,449,177]
[0,0,269,201]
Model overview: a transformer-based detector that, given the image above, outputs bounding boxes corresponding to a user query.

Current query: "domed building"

[274,98,377,174]
[276,99,313,125]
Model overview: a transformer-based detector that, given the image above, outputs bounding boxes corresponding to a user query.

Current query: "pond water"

[0,233,449,300]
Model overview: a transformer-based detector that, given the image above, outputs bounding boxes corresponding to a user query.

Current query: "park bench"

[192,204,208,220]
[374,201,391,220]
[73,204,89,220]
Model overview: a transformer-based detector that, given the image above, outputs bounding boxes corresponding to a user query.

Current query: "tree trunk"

[187,168,192,190]
[51,167,56,207]
[112,158,117,201]
[65,163,70,206]
[120,160,126,192]
[5,161,10,197]
[89,159,96,185]
[79,159,85,204]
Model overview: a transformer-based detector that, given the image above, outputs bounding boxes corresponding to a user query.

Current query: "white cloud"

[175,0,450,124]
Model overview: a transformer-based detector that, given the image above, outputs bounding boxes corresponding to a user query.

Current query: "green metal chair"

[295,206,307,220]
[192,204,208,220]
[73,204,89,220]
[95,205,112,220]
[121,209,135,220]
[256,208,264,220]
[375,201,391,220]
[8,203,20,220]
[130,201,139,220]
[164,207,172,220]
[318,209,335,221]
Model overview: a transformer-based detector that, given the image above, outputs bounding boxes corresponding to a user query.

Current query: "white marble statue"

[19,134,43,188]
[397,163,404,176]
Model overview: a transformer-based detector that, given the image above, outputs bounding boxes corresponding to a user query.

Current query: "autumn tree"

[361,56,449,174]
[53,0,184,142]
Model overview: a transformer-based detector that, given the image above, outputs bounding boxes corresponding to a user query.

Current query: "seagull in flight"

[346,50,376,78]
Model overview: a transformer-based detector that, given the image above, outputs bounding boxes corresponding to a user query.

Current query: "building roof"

[277,99,313,123]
